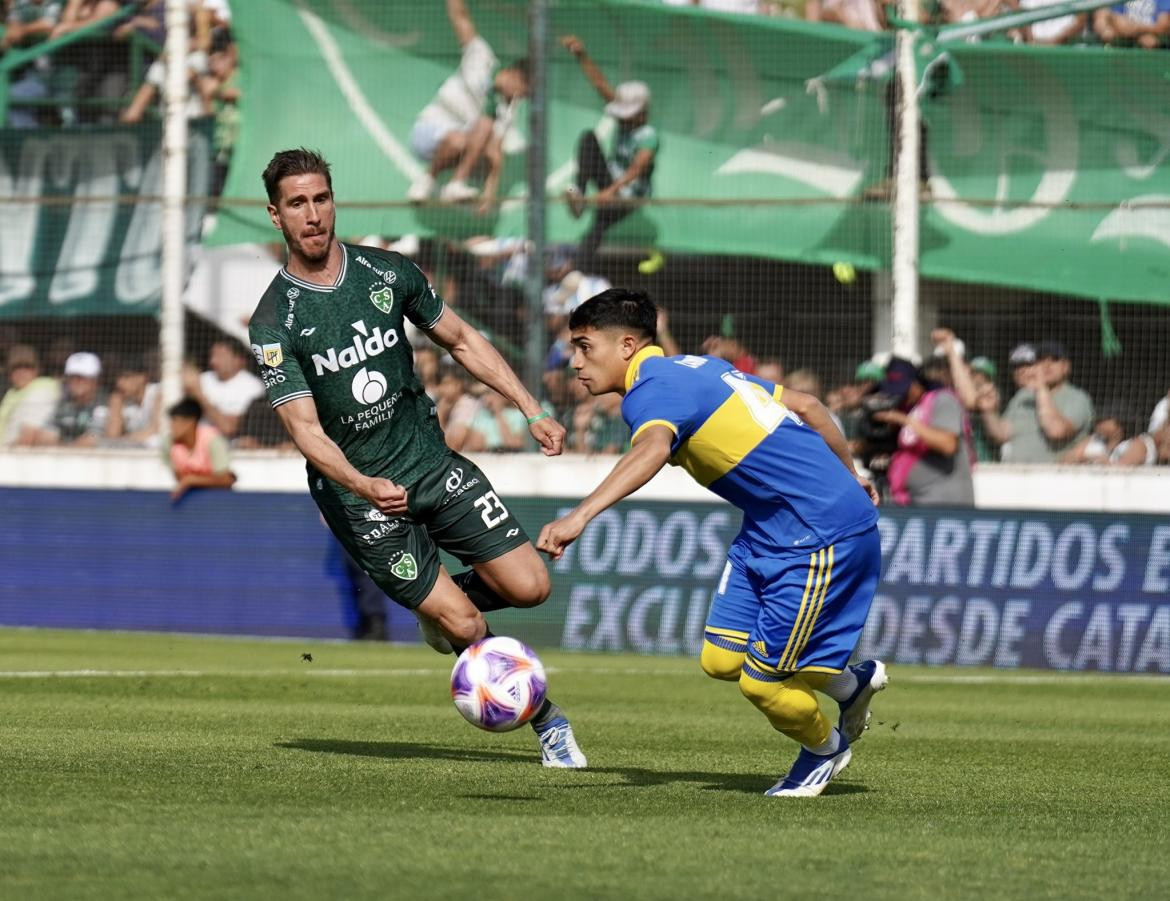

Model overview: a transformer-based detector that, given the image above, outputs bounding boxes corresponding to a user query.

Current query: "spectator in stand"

[202,26,238,196]
[17,351,108,447]
[1094,0,1170,48]
[414,345,442,401]
[166,396,236,502]
[434,362,479,452]
[120,38,211,124]
[755,357,785,386]
[967,355,1000,462]
[181,337,264,438]
[785,367,846,436]
[405,0,528,209]
[702,334,757,374]
[233,396,294,450]
[871,356,975,507]
[806,0,884,31]
[2,0,63,128]
[54,0,147,125]
[1060,412,1125,464]
[1021,0,1087,44]
[561,34,661,270]
[980,340,1092,463]
[1148,388,1169,436]
[834,360,884,445]
[662,0,766,12]
[586,391,627,454]
[103,355,160,447]
[0,344,60,446]
[464,386,531,453]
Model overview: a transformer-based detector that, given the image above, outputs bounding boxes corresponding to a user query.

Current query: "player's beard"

[287,223,334,264]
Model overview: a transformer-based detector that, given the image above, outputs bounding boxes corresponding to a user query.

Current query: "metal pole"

[159,0,190,410]
[890,0,920,359]
[524,0,549,395]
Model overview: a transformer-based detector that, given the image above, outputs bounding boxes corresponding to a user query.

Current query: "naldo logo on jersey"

[311,319,399,380]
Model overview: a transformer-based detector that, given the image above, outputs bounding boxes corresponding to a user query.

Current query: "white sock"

[821,668,859,702]
[804,727,841,756]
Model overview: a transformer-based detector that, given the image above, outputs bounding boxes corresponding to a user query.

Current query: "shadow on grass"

[277,739,869,797]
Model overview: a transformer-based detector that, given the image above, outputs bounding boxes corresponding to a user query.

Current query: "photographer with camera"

[868,357,975,507]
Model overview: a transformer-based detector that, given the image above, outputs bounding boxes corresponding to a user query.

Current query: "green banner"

[211,0,1170,305]
[0,120,211,318]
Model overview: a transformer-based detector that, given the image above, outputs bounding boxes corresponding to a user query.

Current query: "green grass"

[1,628,1167,900]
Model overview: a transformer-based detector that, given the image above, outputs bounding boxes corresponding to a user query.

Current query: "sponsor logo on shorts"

[506,528,520,538]
[362,521,402,542]
[366,509,387,522]
[752,640,768,657]
[389,551,418,581]
[445,468,464,493]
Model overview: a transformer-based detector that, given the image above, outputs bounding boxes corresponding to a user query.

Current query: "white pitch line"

[0,667,1165,683]
[294,0,422,180]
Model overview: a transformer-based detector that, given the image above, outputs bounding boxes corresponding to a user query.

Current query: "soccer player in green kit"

[249,149,585,767]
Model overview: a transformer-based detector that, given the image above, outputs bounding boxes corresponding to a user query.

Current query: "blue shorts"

[705,527,881,680]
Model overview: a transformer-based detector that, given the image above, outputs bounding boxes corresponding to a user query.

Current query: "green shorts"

[312,452,530,609]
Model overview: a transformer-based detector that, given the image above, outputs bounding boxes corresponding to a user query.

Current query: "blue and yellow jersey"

[621,347,878,551]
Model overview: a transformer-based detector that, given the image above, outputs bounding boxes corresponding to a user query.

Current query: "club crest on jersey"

[389,552,418,581]
[370,285,394,315]
[261,344,283,367]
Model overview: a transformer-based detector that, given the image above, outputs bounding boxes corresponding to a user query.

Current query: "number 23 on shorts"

[474,491,509,528]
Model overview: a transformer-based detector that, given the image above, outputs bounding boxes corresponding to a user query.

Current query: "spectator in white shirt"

[182,338,263,438]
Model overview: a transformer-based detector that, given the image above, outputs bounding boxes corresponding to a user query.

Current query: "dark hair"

[508,58,531,83]
[568,288,657,341]
[211,336,250,360]
[262,148,332,203]
[168,397,203,421]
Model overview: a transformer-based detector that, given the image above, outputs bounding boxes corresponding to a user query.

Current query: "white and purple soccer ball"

[450,636,548,732]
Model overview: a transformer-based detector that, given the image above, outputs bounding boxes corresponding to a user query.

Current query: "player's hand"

[560,34,585,56]
[529,415,566,456]
[537,512,587,560]
[856,474,880,506]
[366,477,408,515]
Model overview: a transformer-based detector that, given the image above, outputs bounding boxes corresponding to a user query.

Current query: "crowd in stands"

[2,0,237,189]
[661,0,1170,49]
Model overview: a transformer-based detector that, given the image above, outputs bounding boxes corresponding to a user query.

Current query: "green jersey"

[609,123,659,199]
[248,243,448,501]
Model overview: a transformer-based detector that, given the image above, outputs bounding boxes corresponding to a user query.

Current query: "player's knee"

[442,609,486,648]
[507,566,550,608]
[700,641,744,681]
[738,671,820,732]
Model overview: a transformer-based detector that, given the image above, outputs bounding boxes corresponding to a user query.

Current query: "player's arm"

[274,396,408,514]
[783,387,880,505]
[426,306,565,455]
[446,0,478,47]
[560,35,615,102]
[537,425,673,559]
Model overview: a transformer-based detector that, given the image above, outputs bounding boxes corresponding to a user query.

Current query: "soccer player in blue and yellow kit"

[537,289,888,797]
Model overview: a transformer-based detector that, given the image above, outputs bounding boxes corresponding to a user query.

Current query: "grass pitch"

[1,629,1167,900]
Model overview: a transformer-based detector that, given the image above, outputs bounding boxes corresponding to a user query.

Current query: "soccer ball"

[450,636,547,732]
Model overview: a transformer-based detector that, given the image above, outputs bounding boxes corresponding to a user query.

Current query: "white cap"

[64,351,102,379]
[604,81,651,120]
